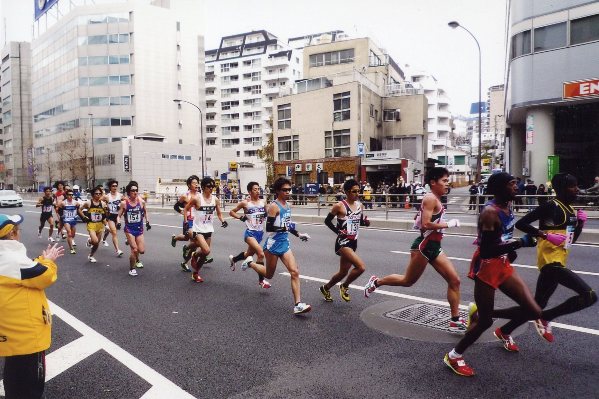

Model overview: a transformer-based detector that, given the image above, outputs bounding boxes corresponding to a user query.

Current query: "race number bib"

[108,202,118,213]
[90,212,103,222]
[42,205,53,213]
[564,225,575,250]
[127,211,141,223]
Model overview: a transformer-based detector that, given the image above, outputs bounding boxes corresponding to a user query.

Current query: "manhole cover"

[384,304,468,331]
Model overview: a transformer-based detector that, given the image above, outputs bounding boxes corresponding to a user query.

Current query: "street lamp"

[448,21,482,182]
[88,113,95,188]
[173,99,205,177]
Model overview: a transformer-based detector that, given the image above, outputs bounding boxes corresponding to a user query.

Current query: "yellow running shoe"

[319,285,333,302]
[339,285,351,302]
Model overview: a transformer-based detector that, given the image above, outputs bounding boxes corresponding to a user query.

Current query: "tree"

[258,132,274,186]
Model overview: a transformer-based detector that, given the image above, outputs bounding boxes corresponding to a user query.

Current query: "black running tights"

[3,351,46,399]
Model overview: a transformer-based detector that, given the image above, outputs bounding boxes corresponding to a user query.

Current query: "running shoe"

[125,240,129,246]
[86,238,92,248]
[102,240,109,247]
[364,275,378,298]
[69,248,76,254]
[339,285,351,302]
[182,245,190,259]
[180,262,191,272]
[494,328,519,352]
[448,317,467,333]
[88,255,97,263]
[48,237,55,243]
[293,302,312,314]
[319,285,333,302]
[534,319,554,343]
[116,250,124,257]
[38,231,42,238]
[128,269,138,277]
[467,302,478,329]
[259,279,271,289]
[171,235,177,248]
[135,261,144,269]
[72,241,77,247]
[204,256,214,264]
[191,272,203,283]
[62,233,67,240]
[229,254,236,271]
[443,353,475,377]
[241,255,253,271]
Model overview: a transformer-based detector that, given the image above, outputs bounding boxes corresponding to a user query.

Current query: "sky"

[0,0,508,116]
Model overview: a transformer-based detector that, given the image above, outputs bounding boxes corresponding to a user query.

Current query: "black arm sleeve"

[324,213,339,234]
[266,216,286,233]
[573,223,583,243]
[174,200,185,214]
[515,202,551,236]
[288,228,300,237]
[479,230,522,259]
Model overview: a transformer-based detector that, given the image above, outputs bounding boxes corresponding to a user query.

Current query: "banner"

[547,155,559,181]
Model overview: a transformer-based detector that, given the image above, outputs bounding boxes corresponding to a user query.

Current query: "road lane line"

[45,336,103,381]
[281,273,599,337]
[49,301,196,398]
[389,250,599,277]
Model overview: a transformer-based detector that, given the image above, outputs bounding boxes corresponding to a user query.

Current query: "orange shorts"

[468,248,514,289]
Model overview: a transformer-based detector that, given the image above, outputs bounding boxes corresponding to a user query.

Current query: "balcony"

[295,77,332,94]
[385,82,424,97]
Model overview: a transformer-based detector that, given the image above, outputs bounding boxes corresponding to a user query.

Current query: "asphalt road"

[2,204,599,398]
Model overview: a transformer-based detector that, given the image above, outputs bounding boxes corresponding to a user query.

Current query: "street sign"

[123,155,130,172]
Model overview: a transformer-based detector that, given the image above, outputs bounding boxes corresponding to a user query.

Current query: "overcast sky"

[1,0,508,115]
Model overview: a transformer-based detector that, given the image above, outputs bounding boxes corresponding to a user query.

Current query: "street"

[2,205,599,398]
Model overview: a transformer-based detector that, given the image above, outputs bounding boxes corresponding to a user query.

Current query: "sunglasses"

[130,189,138,192]
[93,192,102,195]
[66,193,74,196]
[110,185,118,188]
[281,188,291,192]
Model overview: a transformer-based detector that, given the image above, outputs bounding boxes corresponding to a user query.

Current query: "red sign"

[563,78,599,100]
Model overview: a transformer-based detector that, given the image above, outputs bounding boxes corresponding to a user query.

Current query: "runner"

[443,172,541,377]
[118,181,151,276]
[36,186,55,242]
[53,181,66,240]
[56,189,80,254]
[241,177,312,314]
[320,179,370,302]
[101,180,125,257]
[183,177,227,283]
[228,181,271,289]
[78,186,107,263]
[364,168,466,332]
[497,173,597,343]
[171,175,200,272]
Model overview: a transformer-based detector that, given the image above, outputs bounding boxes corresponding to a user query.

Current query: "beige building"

[273,36,428,186]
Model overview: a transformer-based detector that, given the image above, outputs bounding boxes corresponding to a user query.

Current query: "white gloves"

[446,219,460,228]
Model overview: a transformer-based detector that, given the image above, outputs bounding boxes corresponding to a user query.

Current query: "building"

[272,35,428,187]
[407,69,452,157]
[204,31,303,179]
[506,0,599,187]
[486,84,505,170]
[31,0,205,190]
[0,42,33,189]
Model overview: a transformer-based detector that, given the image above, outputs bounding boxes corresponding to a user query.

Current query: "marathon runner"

[78,186,107,263]
[56,189,80,254]
[101,180,124,257]
[228,181,270,289]
[53,181,66,240]
[118,181,151,276]
[36,186,55,242]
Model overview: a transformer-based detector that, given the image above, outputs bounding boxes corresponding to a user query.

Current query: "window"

[325,129,351,157]
[369,104,375,118]
[277,104,291,129]
[206,138,216,146]
[221,101,239,110]
[333,92,350,121]
[383,109,400,121]
[334,172,345,184]
[511,30,531,59]
[309,49,354,67]
[222,138,240,148]
[534,22,566,52]
[571,14,599,45]
[277,135,299,160]
[454,155,466,165]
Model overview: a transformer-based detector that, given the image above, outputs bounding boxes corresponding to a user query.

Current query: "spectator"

[536,183,548,206]
[524,179,538,211]
[468,181,478,211]
[0,214,64,399]
[363,183,373,209]
[477,182,487,213]
[515,176,525,210]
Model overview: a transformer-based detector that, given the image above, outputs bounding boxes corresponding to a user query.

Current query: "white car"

[0,190,24,207]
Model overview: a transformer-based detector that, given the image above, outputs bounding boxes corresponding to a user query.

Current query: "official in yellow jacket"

[0,214,63,399]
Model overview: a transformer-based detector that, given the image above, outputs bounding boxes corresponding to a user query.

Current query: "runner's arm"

[215,199,225,224]
[228,200,247,220]
[173,195,186,214]
[265,203,285,232]
[324,202,342,234]
[479,208,523,258]
[182,199,194,223]
[77,201,90,221]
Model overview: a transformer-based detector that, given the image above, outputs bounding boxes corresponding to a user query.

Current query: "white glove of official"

[299,233,310,242]
[446,219,460,228]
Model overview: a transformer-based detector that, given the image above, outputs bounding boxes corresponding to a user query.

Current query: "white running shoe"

[102,240,109,247]
[38,231,42,238]
[229,254,236,271]
[135,261,144,268]
[72,241,77,247]
[116,250,124,257]
[48,237,55,243]
[88,255,97,263]
[259,279,271,289]
[128,269,138,276]
[364,275,378,298]
[241,255,253,271]
[293,302,312,314]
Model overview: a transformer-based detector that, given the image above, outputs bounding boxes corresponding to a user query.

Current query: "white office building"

[204,31,303,176]
[31,0,204,190]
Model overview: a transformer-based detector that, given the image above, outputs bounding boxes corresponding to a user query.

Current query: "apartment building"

[272,36,428,187]
[485,84,505,170]
[31,0,204,189]
[204,31,302,177]
[0,42,33,189]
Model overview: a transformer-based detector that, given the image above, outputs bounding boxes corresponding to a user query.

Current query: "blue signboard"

[470,101,487,114]
[35,0,59,20]
[304,183,319,195]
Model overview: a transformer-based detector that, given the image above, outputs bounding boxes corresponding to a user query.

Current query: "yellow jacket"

[0,240,57,356]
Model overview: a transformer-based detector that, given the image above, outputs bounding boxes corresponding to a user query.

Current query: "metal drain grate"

[384,304,468,331]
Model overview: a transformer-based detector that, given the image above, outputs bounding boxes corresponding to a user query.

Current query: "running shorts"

[125,224,143,237]
[40,212,53,224]
[87,221,105,234]
[192,231,212,240]
[472,255,514,289]
[244,229,264,243]
[410,232,443,261]
[183,220,193,236]
[335,236,357,255]
[264,236,290,256]
[107,213,118,223]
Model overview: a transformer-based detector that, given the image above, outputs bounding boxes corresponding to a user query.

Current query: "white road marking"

[281,272,599,337]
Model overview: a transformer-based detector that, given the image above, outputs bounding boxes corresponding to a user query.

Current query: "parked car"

[0,190,24,207]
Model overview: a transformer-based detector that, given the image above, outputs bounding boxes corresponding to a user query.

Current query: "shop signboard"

[547,155,559,181]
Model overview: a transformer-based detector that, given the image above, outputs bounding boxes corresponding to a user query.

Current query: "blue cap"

[0,214,23,238]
